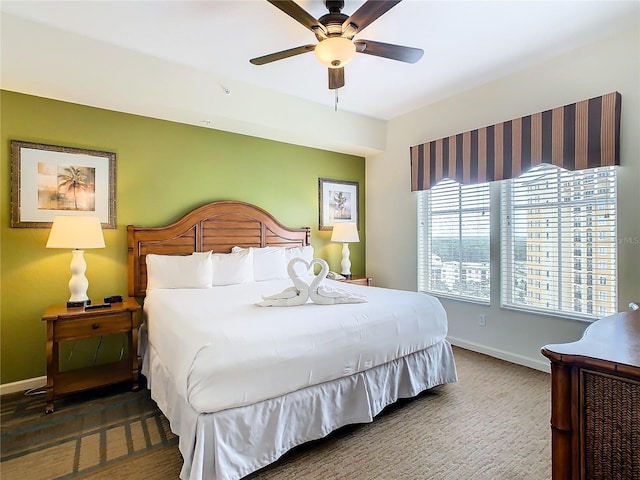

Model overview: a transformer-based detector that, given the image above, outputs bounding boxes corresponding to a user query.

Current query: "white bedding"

[143,279,448,414]
[142,332,457,480]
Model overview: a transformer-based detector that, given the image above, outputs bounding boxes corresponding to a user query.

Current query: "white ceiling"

[1,1,639,153]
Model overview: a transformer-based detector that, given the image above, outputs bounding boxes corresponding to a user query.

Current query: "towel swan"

[308,258,367,305]
[257,257,367,307]
[256,258,310,306]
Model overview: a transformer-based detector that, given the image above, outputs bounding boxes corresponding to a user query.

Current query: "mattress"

[143,279,448,414]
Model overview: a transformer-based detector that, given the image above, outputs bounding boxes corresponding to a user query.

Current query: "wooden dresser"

[541,305,640,480]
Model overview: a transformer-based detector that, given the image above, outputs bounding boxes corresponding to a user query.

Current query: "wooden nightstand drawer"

[54,313,132,341]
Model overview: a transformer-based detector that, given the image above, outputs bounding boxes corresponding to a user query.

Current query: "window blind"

[418,179,490,303]
[500,165,617,319]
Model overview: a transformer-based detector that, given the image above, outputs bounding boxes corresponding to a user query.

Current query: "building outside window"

[501,165,617,319]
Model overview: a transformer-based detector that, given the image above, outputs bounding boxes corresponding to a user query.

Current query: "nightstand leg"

[130,323,140,391]
[45,322,56,413]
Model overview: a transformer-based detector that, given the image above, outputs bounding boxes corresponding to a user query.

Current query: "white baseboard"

[448,336,550,373]
[0,376,47,396]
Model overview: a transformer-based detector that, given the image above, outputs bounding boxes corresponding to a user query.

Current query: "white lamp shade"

[314,37,356,68]
[46,216,105,249]
[331,222,359,243]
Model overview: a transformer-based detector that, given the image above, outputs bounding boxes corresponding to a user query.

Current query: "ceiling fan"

[250,0,424,90]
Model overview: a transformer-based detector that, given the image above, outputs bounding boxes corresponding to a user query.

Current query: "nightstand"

[41,297,141,413]
[341,275,372,286]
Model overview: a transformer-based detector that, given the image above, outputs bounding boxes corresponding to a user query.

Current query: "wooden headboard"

[127,200,311,297]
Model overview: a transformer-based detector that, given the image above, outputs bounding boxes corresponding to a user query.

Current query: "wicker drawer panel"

[54,313,132,341]
[583,371,640,480]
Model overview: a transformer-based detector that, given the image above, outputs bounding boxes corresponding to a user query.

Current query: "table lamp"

[46,216,105,307]
[330,222,359,279]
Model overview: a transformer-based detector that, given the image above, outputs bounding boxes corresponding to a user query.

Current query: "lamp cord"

[92,336,103,365]
[92,333,126,364]
[25,385,46,396]
[119,333,125,361]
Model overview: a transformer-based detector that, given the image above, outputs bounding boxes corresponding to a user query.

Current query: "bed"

[128,200,458,480]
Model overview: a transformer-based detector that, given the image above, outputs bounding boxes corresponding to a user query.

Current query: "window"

[417,179,490,303]
[501,165,617,320]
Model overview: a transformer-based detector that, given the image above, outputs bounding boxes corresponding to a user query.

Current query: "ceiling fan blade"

[267,0,327,38]
[250,45,316,65]
[328,67,345,90]
[343,0,402,34]
[354,39,423,63]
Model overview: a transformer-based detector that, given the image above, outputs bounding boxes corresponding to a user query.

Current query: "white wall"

[366,27,640,371]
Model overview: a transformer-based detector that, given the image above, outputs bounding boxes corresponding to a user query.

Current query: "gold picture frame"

[10,140,117,228]
[318,178,359,231]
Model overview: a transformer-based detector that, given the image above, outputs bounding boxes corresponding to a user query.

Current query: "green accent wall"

[1,90,365,384]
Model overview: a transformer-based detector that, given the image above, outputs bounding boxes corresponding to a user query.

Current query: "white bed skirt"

[141,330,457,480]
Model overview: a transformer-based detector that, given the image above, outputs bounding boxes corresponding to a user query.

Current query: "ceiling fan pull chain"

[335,88,338,112]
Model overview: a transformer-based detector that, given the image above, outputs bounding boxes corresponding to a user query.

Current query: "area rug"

[0,384,177,480]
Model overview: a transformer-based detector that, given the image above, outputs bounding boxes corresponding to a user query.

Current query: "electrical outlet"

[478,314,486,326]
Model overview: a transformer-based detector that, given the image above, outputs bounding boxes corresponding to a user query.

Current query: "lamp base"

[340,242,352,279]
[67,299,91,308]
[68,249,91,306]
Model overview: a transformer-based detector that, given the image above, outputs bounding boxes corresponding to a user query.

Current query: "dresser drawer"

[54,313,132,341]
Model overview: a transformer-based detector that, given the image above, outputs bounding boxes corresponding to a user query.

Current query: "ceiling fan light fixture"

[314,37,356,68]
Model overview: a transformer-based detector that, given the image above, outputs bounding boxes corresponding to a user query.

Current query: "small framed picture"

[10,140,116,228]
[318,178,359,230]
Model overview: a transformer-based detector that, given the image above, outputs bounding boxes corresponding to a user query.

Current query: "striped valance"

[410,92,621,191]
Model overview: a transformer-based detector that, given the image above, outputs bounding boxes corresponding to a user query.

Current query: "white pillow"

[231,246,287,281]
[212,249,254,286]
[146,252,212,290]
[254,247,288,281]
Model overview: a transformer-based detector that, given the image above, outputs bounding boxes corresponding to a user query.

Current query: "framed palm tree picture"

[10,140,116,228]
[318,178,359,231]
